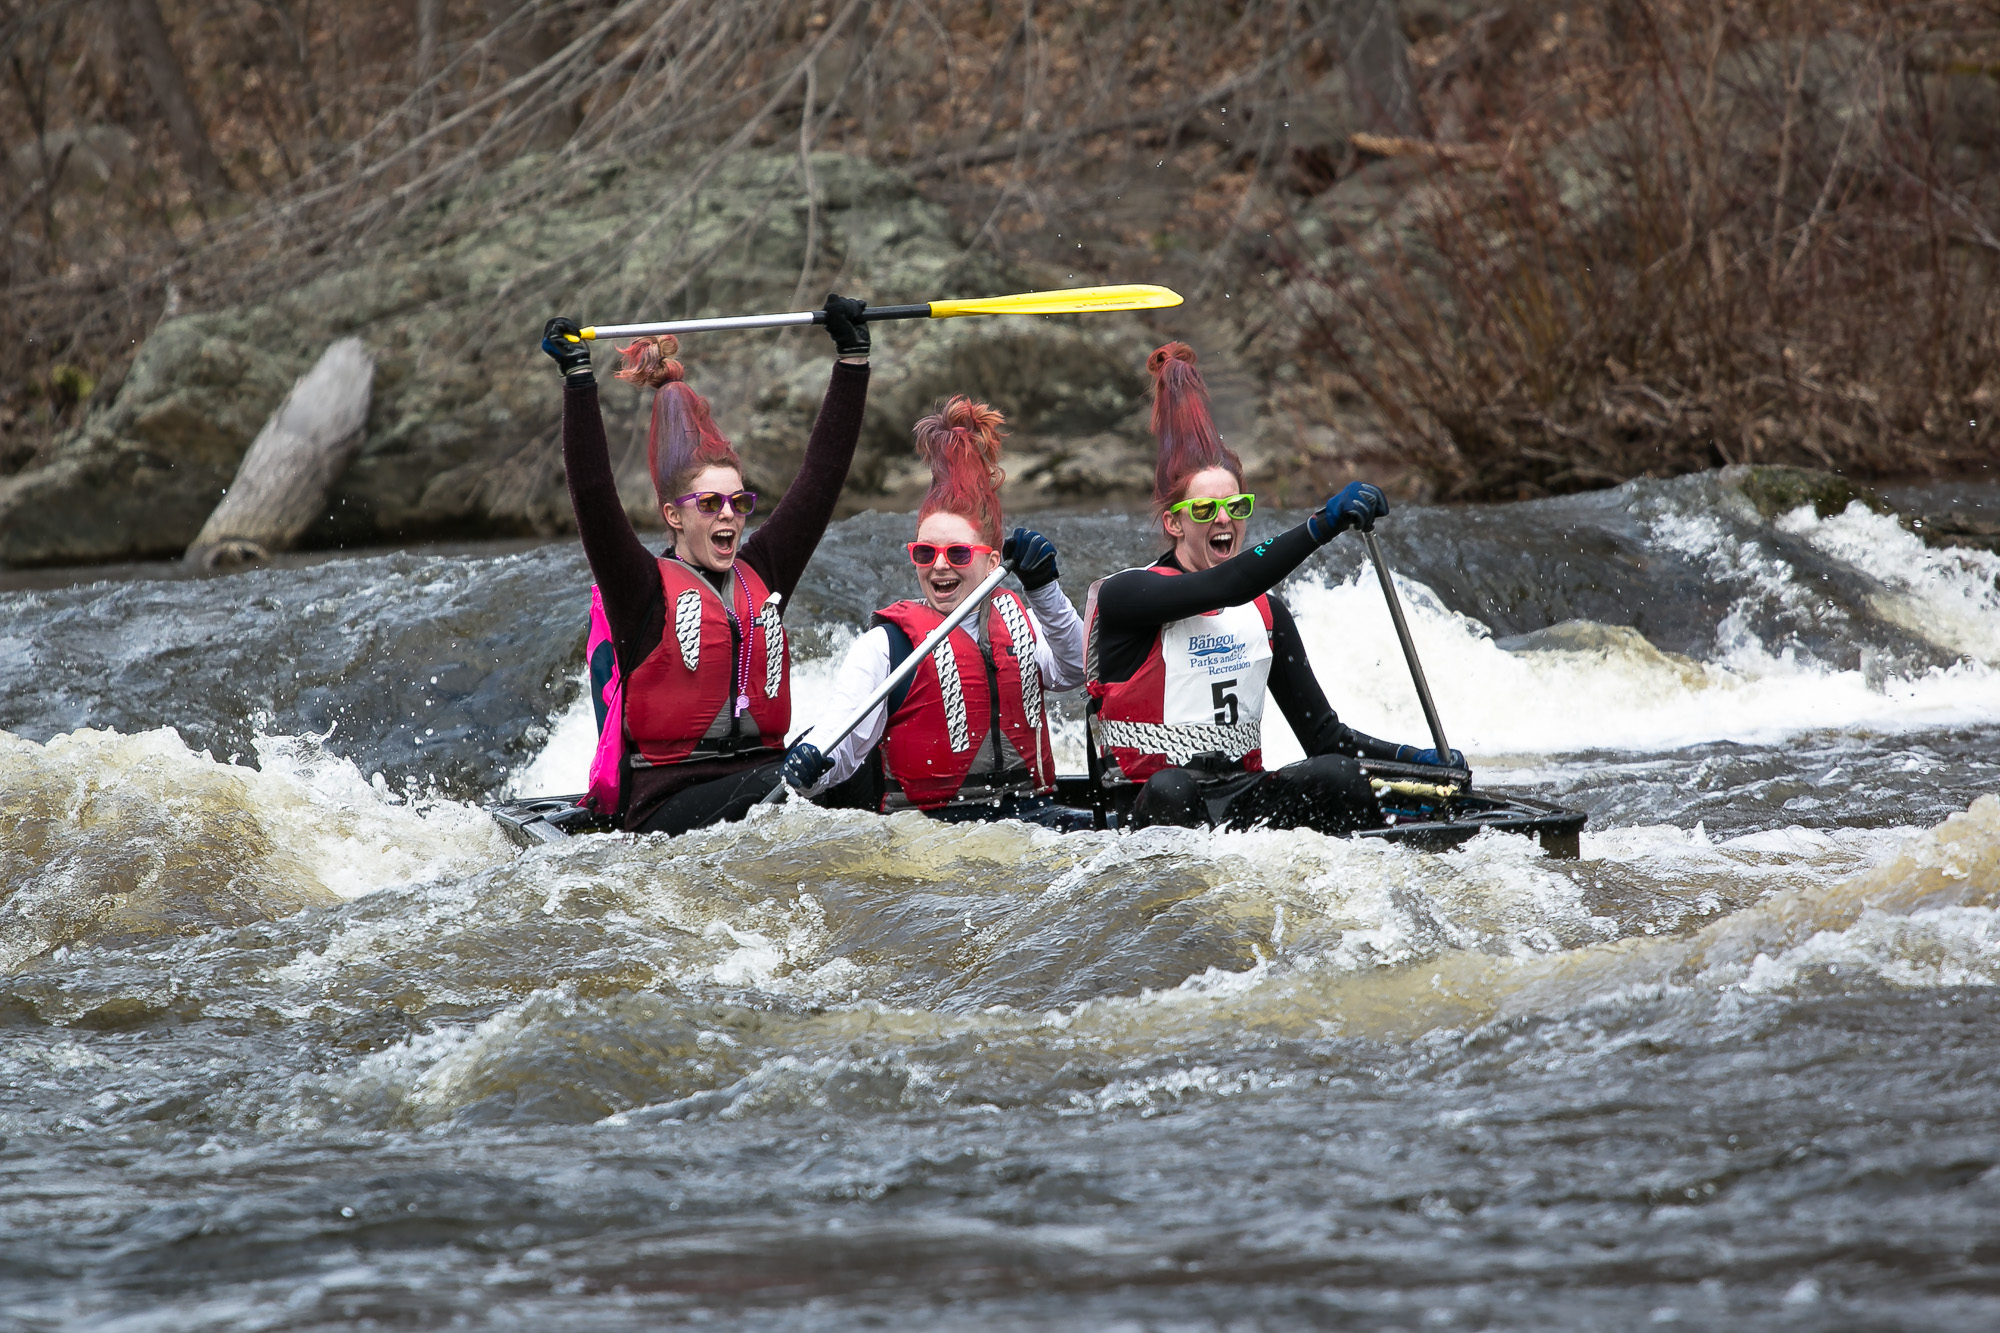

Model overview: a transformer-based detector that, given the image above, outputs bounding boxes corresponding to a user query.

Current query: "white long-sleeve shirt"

[807,580,1085,793]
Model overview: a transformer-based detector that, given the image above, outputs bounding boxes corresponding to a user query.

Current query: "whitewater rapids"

[3,470,1999,1329]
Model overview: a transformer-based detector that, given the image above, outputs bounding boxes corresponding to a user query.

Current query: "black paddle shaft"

[1361,530,1457,766]
[810,304,932,324]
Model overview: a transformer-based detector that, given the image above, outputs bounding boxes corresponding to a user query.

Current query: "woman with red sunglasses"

[540,296,869,834]
[779,396,1087,827]
[1084,341,1463,834]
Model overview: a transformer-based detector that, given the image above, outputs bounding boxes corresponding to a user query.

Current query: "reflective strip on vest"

[673,590,703,670]
[931,638,972,753]
[1094,718,1263,767]
[759,595,783,699]
[990,592,1044,729]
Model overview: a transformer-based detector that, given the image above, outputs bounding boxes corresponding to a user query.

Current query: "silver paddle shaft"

[589,304,928,340]
[1361,530,1455,764]
[589,311,819,339]
[763,560,1015,803]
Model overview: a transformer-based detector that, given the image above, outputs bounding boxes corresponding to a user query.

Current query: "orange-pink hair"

[913,396,1007,547]
[1148,341,1243,516]
[614,334,743,503]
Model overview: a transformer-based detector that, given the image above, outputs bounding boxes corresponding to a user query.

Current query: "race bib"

[1159,602,1272,731]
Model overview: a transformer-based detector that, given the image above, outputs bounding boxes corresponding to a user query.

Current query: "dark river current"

[4,470,2000,1330]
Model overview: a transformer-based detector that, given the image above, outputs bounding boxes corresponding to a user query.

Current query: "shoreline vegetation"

[2,1,1995,566]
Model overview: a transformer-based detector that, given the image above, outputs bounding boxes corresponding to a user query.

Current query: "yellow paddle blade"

[927,284,1183,320]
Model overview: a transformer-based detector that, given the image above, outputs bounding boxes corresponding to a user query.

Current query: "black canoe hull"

[489,760,1585,859]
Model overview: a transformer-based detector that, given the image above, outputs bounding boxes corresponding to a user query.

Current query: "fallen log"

[1350,132,1502,169]
[185,339,373,568]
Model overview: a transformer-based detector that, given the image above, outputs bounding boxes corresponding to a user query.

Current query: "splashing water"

[4,471,2000,1329]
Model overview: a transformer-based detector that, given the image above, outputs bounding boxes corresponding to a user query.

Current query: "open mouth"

[929,569,963,599]
[1207,528,1237,559]
[709,528,739,556]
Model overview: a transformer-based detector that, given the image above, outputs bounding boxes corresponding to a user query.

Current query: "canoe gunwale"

[489,760,1587,858]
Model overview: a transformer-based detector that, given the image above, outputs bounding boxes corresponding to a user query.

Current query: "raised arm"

[740,295,873,602]
[1025,583,1085,692]
[547,318,664,657]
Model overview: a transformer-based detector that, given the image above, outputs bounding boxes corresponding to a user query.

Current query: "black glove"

[1309,481,1389,542]
[1397,744,1466,769]
[1002,527,1060,591]
[822,294,869,358]
[780,740,831,793]
[541,316,593,380]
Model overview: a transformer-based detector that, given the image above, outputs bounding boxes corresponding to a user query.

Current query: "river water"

[4,469,2000,1330]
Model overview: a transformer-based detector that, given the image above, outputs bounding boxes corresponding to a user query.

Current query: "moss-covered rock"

[1728,464,1893,523]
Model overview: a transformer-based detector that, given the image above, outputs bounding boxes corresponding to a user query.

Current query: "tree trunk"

[484,0,581,150]
[186,340,374,567]
[1334,0,1429,140]
[124,0,228,196]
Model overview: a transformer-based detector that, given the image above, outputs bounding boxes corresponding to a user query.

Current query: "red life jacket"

[873,593,1056,810]
[1083,566,1274,784]
[621,557,790,770]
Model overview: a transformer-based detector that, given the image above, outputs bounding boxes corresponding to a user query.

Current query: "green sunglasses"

[1169,493,1255,523]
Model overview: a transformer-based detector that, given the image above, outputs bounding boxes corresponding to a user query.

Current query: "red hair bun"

[913,395,1007,547]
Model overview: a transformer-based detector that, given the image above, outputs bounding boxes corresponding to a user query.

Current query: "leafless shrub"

[3,0,1350,467]
[1287,1,2000,499]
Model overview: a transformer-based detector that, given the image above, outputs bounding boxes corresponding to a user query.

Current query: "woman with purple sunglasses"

[539,296,870,835]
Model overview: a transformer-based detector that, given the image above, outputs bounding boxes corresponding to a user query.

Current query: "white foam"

[503,669,597,798]
[1778,501,2000,666]
[1265,570,2000,762]
[1737,905,2000,993]
[777,624,859,751]
[502,506,2000,788]
[2,727,511,916]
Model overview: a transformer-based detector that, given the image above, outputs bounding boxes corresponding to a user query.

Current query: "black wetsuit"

[1094,520,1405,833]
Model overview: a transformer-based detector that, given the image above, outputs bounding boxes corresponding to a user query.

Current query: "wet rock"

[0,152,1158,568]
[1728,464,1893,523]
[1494,618,1708,687]
[1911,510,2000,556]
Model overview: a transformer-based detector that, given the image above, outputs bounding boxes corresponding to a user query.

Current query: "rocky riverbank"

[0,153,1177,567]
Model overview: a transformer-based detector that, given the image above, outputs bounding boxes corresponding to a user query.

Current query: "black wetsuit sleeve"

[1267,596,1406,762]
[563,377,664,672]
[739,360,870,602]
[1096,518,1325,626]
[1092,518,1330,686]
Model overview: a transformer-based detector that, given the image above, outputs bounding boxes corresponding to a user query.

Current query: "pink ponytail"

[1148,341,1243,515]
[913,395,1007,547]
[615,334,743,502]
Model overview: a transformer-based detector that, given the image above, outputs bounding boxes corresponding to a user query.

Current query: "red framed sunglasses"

[907,541,996,567]
[673,490,758,516]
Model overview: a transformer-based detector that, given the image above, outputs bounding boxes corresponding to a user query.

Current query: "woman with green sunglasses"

[1083,341,1463,835]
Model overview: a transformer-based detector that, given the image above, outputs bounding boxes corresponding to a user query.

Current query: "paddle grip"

[809,305,927,325]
